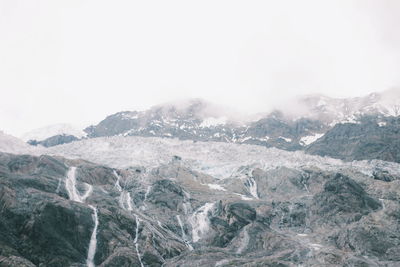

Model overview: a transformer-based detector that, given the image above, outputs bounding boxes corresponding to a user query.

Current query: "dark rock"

[306,116,400,163]
[312,173,381,225]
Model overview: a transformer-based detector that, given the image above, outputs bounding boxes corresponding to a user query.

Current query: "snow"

[300,133,324,146]
[378,122,387,127]
[239,136,252,142]
[279,136,292,142]
[257,136,270,142]
[205,184,227,191]
[200,117,227,128]
[0,131,36,154]
[121,112,139,120]
[233,193,253,201]
[20,123,86,141]
[41,135,400,180]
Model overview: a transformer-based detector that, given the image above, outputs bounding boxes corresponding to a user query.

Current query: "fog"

[1,0,400,136]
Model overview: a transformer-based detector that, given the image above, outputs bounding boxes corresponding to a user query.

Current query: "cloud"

[0,0,399,135]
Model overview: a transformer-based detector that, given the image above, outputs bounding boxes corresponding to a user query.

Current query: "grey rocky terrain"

[1,149,400,266]
[306,115,400,163]
[2,89,400,266]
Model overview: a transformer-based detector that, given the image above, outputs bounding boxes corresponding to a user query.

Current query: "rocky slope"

[82,99,327,152]
[23,89,400,163]
[1,134,400,266]
[306,116,400,163]
[80,90,400,162]
[28,134,79,148]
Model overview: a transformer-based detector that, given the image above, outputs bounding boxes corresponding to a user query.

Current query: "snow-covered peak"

[0,131,36,154]
[200,117,227,128]
[21,123,86,141]
[280,88,400,124]
[150,98,246,123]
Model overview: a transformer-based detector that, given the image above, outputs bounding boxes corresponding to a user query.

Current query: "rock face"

[306,116,400,163]
[28,134,79,147]
[1,151,400,266]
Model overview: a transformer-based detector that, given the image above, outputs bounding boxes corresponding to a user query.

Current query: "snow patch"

[279,136,292,142]
[300,133,324,146]
[200,117,227,128]
[205,184,227,191]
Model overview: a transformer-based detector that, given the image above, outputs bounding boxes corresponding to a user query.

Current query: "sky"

[1,0,400,136]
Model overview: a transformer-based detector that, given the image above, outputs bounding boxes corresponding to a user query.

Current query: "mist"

[1,0,400,136]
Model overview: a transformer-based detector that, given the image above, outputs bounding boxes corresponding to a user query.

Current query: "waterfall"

[189,202,215,242]
[176,215,193,250]
[86,205,99,267]
[119,191,133,211]
[134,215,144,267]
[113,170,123,192]
[245,177,259,199]
[65,167,93,203]
[141,185,152,210]
[65,167,82,202]
[65,167,99,267]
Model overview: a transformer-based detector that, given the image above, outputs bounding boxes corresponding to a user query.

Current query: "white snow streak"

[189,202,215,242]
[300,133,324,146]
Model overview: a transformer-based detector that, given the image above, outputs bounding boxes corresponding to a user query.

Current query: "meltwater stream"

[87,205,99,267]
[176,215,193,250]
[114,176,144,267]
[134,215,144,267]
[189,202,215,243]
[65,167,99,267]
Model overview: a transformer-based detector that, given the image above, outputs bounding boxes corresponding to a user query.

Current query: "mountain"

[0,131,36,154]
[77,89,400,162]
[82,98,328,152]
[27,134,80,148]
[291,88,400,125]
[21,123,86,143]
[306,115,400,162]
[2,93,400,265]
[1,136,400,266]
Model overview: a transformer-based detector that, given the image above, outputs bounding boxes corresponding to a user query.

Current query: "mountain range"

[1,89,400,266]
[23,89,400,163]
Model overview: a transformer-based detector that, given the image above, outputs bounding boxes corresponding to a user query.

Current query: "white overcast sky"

[1,0,400,136]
